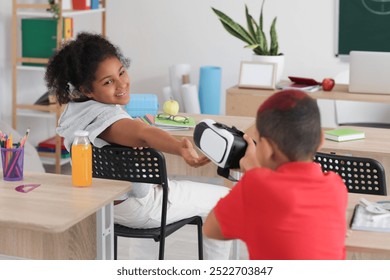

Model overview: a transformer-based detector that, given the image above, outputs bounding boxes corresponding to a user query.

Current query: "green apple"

[163,99,179,115]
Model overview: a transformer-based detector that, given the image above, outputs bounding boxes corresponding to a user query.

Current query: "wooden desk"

[0,172,131,259]
[347,193,390,259]
[226,84,390,117]
[165,116,390,191]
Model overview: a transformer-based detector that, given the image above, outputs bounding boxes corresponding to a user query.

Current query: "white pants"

[114,179,232,260]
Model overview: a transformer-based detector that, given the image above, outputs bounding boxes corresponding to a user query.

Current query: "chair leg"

[197,218,204,260]
[114,234,118,260]
[158,238,165,260]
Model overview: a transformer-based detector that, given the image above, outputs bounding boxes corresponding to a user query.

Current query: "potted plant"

[47,0,60,18]
[212,0,284,82]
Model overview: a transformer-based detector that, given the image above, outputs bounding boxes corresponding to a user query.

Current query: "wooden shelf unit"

[11,0,106,174]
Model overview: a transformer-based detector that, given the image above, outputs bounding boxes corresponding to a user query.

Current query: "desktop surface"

[0,172,131,259]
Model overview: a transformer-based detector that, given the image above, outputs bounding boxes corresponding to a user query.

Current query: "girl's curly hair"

[45,32,130,105]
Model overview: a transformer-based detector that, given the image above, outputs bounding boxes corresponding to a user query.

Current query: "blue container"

[198,66,221,115]
[91,0,99,9]
[125,94,159,118]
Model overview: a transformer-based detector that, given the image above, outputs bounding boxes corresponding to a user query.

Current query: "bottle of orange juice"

[71,130,92,187]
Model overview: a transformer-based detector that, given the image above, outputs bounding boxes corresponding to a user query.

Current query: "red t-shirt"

[214,162,348,260]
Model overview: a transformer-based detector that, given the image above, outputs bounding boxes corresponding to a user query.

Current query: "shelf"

[12,0,106,174]
[39,156,71,166]
[16,104,60,113]
[16,65,46,72]
[17,8,106,18]
[17,109,56,119]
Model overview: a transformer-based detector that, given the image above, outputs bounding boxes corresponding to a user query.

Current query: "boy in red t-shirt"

[203,90,348,260]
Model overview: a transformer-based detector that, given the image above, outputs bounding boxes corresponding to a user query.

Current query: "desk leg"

[96,202,114,260]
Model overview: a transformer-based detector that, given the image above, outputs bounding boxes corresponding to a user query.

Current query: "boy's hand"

[180,138,210,167]
[239,134,260,172]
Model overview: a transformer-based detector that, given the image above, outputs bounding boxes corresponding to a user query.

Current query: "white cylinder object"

[181,84,201,114]
[169,64,191,111]
[162,86,174,103]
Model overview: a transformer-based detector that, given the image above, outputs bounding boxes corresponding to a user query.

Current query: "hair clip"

[67,82,82,99]
[67,82,75,94]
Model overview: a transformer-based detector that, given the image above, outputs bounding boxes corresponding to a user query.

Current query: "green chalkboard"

[338,0,390,55]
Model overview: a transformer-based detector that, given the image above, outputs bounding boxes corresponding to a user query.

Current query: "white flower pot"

[252,54,285,84]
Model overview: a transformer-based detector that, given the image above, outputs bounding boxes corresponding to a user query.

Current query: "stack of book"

[37,136,70,159]
[138,114,196,131]
[276,76,321,92]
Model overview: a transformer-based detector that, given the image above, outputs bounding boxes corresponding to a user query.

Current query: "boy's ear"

[260,137,275,160]
[317,129,325,151]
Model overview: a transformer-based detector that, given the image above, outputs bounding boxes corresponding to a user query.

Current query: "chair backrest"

[92,145,168,189]
[314,152,387,196]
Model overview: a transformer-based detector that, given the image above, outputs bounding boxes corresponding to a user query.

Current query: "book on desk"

[137,114,195,131]
[276,83,321,92]
[324,128,365,142]
[276,76,321,93]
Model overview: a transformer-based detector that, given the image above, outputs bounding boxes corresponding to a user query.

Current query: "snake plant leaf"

[269,17,279,55]
[220,21,251,45]
[212,7,255,45]
[259,0,265,34]
[256,26,268,55]
[245,44,260,50]
[245,5,257,42]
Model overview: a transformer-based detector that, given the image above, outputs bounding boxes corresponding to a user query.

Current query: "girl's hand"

[239,134,260,172]
[180,138,210,167]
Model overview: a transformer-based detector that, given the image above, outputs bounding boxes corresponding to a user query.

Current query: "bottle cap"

[74,130,89,137]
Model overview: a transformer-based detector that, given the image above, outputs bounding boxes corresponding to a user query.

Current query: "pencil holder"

[1,147,24,181]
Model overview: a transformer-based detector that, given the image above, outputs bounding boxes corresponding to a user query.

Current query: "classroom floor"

[46,163,249,260]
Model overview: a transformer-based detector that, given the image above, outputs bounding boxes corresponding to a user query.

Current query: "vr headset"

[193,119,248,181]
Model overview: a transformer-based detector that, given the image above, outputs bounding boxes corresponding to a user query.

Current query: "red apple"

[322,78,335,91]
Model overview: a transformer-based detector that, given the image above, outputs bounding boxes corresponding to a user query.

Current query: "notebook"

[349,51,390,95]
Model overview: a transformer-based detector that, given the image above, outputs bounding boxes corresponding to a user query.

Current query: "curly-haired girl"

[45,32,231,260]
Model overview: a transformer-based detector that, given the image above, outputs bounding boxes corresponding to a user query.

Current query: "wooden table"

[166,115,390,193]
[0,172,131,259]
[226,84,390,117]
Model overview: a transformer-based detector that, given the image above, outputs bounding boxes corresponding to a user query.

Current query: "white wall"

[1,0,388,139]
[106,0,348,114]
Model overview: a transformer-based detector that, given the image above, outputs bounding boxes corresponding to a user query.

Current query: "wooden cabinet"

[226,84,390,117]
[11,0,106,173]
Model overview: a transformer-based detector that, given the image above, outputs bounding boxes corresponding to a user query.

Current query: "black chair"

[314,152,387,196]
[92,145,203,260]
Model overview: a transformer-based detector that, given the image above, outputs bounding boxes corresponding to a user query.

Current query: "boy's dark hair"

[256,90,321,161]
[45,32,130,105]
